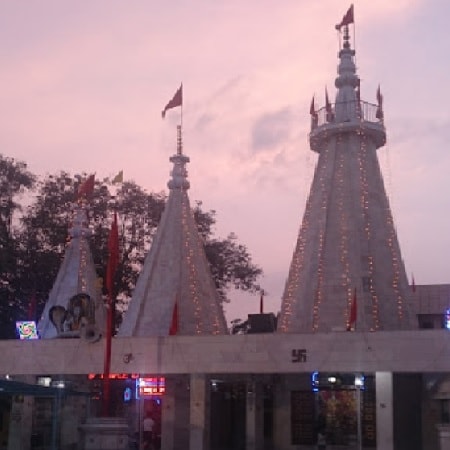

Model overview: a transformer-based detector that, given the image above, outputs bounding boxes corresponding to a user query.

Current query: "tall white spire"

[118,126,227,336]
[278,18,415,333]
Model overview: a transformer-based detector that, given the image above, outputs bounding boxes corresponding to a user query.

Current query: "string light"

[169,129,227,335]
[279,26,412,332]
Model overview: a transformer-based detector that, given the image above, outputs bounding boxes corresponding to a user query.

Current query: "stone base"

[79,417,129,450]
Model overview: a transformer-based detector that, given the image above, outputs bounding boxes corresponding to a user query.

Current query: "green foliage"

[0,154,35,339]
[0,161,262,337]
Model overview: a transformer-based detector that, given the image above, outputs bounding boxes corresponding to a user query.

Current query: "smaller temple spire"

[118,121,227,337]
[37,205,105,340]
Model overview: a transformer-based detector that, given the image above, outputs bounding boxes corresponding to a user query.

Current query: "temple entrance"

[291,373,376,449]
[210,381,246,450]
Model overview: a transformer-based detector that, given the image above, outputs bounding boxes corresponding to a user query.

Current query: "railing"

[312,100,383,128]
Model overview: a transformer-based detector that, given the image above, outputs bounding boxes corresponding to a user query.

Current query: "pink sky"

[1,1,449,324]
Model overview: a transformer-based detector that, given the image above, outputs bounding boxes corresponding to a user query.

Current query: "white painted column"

[376,372,394,450]
[161,376,176,450]
[273,376,291,450]
[189,373,208,450]
[7,395,33,450]
[246,378,264,450]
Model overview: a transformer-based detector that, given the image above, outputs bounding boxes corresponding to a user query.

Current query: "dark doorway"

[210,381,246,450]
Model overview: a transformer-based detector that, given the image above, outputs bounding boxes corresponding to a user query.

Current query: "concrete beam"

[0,330,449,375]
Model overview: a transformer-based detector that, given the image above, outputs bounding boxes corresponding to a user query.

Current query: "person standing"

[143,414,155,450]
[317,431,326,450]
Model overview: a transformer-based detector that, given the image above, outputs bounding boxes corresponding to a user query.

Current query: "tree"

[10,171,262,336]
[0,154,35,339]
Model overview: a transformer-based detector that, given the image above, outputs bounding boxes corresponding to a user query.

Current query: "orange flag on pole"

[162,84,183,118]
[77,174,95,200]
[336,4,354,30]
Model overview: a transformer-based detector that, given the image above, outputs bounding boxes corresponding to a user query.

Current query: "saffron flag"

[336,4,354,30]
[347,288,357,331]
[105,212,119,296]
[77,174,95,200]
[169,300,179,335]
[112,170,123,184]
[162,84,183,118]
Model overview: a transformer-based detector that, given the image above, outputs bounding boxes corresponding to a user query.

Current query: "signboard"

[16,321,39,340]
[136,377,166,398]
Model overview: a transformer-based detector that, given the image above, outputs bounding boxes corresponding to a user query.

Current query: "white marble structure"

[37,206,106,339]
[118,126,227,337]
[3,13,450,450]
[279,25,416,333]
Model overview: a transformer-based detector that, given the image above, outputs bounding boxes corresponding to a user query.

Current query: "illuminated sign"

[16,321,39,340]
[136,377,166,398]
[87,374,139,380]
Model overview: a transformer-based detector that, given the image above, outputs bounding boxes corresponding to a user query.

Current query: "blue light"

[311,371,319,392]
[123,387,132,402]
[446,309,450,330]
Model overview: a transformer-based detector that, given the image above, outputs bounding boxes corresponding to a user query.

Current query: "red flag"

[169,300,179,335]
[28,291,37,321]
[347,288,357,331]
[259,291,264,314]
[336,5,354,30]
[77,174,95,200]
[105,212,119,295]
[162,84,183,118]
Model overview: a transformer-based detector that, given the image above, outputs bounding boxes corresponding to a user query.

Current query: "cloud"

[251,108,294,153]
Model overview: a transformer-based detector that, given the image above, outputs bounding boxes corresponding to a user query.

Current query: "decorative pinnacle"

[177,125,183,155]
[342,25,351,49]
[168,125,190,190]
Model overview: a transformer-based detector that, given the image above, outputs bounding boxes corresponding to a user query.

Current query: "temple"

[1,6,450,450]
[118,125,227,337]
[279,24,415,333]
[37,205,105,340]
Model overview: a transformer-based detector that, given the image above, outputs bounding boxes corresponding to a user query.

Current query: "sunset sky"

[1,1,449,324]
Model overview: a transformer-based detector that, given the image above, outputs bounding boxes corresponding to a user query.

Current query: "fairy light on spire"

[280,5,415,333]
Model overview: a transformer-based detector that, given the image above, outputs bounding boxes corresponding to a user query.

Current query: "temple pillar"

[161,376,176,450]
[189,373,209,450]
[7,394,33,450]
[376,371,394,450]
[273,375,295,450]
[246,377,264,450]
[161,375,190,450]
